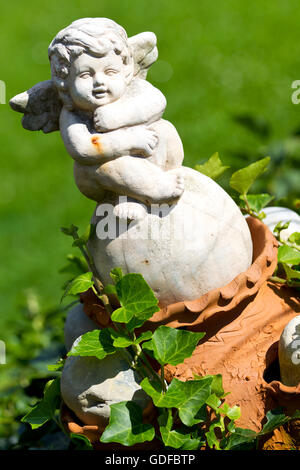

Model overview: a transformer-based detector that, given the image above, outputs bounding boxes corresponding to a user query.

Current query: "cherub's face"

[68,51,128,111]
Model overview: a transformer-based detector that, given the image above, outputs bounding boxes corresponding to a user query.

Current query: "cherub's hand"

[93,106,112,133]
[127,125,159,157]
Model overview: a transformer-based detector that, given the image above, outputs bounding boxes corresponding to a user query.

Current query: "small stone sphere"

[61,347,150,427]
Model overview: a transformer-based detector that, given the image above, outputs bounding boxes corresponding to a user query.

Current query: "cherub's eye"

[105,69,119,76]
[79,72,92,79]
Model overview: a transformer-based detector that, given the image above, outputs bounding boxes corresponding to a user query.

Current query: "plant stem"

[161,364,166,393]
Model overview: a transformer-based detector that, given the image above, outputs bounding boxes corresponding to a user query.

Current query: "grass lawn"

[1,0,300,337]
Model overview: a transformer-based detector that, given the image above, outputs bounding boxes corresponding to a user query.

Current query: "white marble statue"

[10,18,254,426]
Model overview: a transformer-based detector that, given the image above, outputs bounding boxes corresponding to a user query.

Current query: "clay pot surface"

[66,217,300,450]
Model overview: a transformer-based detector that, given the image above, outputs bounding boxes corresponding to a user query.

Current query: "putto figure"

[10,17,253,307]
[12,18,184,220]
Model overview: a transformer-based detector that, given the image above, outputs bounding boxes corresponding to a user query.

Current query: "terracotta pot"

[66,217,300,450]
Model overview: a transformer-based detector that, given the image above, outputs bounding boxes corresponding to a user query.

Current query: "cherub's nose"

[94,72,106,87]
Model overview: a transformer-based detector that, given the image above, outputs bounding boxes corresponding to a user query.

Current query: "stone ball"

[88,167,253,307]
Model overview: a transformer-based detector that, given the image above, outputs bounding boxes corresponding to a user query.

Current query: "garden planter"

[61,216,300,449]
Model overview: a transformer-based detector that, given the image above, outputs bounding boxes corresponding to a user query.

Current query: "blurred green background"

[1,0,300,447]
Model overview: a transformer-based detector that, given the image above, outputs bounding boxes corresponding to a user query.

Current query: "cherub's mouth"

[93,89,107,98]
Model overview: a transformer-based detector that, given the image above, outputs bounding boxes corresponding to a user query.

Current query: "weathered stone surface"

[61,349,150,427]
[64,303,99,351]
[89,166,253,307]
[279,315,300,387]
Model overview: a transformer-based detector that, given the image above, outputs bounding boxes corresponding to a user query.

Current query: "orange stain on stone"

[91,135,103,155]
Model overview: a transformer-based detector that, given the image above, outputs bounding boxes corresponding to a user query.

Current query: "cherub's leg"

[95,155,184,206]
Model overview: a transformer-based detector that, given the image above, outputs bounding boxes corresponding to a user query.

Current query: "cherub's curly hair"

[48,18,133,110]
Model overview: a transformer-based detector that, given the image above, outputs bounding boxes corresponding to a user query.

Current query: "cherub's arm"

[60,107,158,165]
[93,79,166,132]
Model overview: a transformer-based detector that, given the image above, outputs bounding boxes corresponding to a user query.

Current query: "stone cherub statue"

[12,18,184,221]
[10,17,254,429]
[10,16,253,309]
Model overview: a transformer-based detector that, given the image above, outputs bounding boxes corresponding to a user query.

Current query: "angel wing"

[129,32,158,80]
[9,80,61,133]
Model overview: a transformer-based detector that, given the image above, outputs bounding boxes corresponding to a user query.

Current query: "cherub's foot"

[114,202,147,221]
[145,170,185,204]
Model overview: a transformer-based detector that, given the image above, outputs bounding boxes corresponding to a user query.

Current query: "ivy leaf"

[70,433,93,450]
[108,329,134,348]
[141,376,213,426]
[111,274,159,327]
[143,326,205,366]
[259,408,300,436]
[61,272,94,302]
[47,358,65,372]
[159,410,202,449]
[103,284,117,295]
[288,232,300,246]
[100,401,155,446]
[278,246,300,265]
[274,221,290,236]
[283,264,300,281]
[224,428,257,450]
[21,379,61,429]
[224,405,241,421]
[110,267,123,284]
[239,193,274,213]
[134,331,153,344]
[195,152,230,180]
[60,224,78,237]
[194,373,226,398]
[160,427,197,449]
[59,254,89,276]
[230,157,270,195]
[68,329,116,360]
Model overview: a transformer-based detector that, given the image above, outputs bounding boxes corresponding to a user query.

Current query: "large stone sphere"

[88,167,253,307]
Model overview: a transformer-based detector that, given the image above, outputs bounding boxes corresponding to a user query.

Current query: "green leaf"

[160,427,197,449]
[283,264,300,281]
[273,221,290,236]
[226,405,241,421]
[278,245,300,265]
[59,254,89,276]
[47,358,65,371]
[111,273,159,327]
[71,224,96,247]
[100,401,155,446]
[68,329,116,360]
[239,193,274,213]
[206,394,221,411]
[70,433,93,450]
[21,378,61,429]
[81,224,96,244]
[259,408,300,436]
[134,331,153,344]
[230,157,271,195]
[62,272,94,302]
[194,373,226,398]
[141,376,213,426]
[103,284,117,295]
[225,427,257,450]
[60,224,79,237]
[110,267,123,283]
[108,329,134,348]
[143,326,205,366]
[288,232,300,246]
[195,152,230,180]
